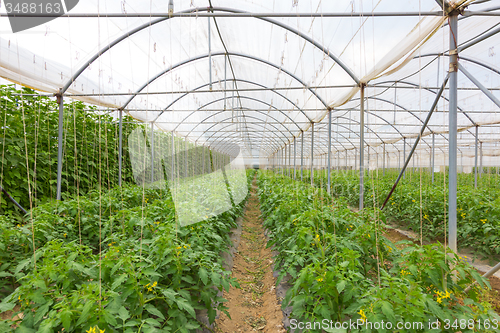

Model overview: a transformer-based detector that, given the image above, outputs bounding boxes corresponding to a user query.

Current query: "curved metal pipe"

[62,7,358,93]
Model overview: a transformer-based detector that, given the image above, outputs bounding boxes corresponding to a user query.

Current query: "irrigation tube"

[464,261,500,294]
[381,73,450,210]
[0,186,28,215]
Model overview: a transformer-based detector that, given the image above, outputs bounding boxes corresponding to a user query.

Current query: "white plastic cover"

[0,0,498,165]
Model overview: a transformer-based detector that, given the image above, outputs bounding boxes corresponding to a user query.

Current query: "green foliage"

[0,85,137,216]
[312,169,500,256]
[258,171,498,332]
[0,170,253,332]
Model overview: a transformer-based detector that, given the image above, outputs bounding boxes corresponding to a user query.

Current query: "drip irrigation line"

[0,185,28,215]
[381,74,449,210]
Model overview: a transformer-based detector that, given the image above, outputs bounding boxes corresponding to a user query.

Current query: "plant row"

[308,169,500,256]
[0,85,138,217]
[258,171,498,332]
[0,170,254,332]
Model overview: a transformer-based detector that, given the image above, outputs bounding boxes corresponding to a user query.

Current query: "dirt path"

[215,181,285,333]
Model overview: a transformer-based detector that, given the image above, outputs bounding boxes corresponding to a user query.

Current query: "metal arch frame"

[314,120,399,152]
[370,78,477,126]
[204,132,277,157]
[61,6,358,95]
[120,52,330,111]
[291,124,351,153]
[200,121,300,156]
[193,113,290,147]
[199,121,285,154]
[309,118,398,155]
[185,108,295,140]
[333,108,407,141]
[203,130,280,156]
[173,95,302,133]
[191,95,299,153]
[297,123,362,157]
[345,96,444,149]
[158,78,313,122]
[202,134,256,156]
[300,122,353,153]
[368,78,481,151]
[414,53,500,77]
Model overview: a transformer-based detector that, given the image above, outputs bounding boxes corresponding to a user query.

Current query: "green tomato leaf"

[144,304,165,320]
[118,306,130,322]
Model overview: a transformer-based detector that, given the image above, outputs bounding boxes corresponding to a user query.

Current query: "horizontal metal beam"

[0,11,446,18]
[22,84,500,99]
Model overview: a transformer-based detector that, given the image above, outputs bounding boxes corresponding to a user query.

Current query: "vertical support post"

[151,122,155,183]
[301,131,304,181]
[56,91,64,201]
[460,151,463,174]
[327,110,332,194]
[432,133,435,183]
[289,142,292,177]
[403,137,406,179]
[448,12,458,254]
[118,109,123,187]
[208,17,212,91]
[398,150,401,170]
[367,146,370,172]
[355,148,358,171]
[310,123,314,186]
[171,132,175,182]
[480,141,483,178]
[202,144,206,174]
[383,143,386,176]
[277,150,280,174]
[224,54,227,110]
[474,126,478,187]
[283,144,288,176]
[412,146,415,173]
[359,85,365,210]
[185,139,188,178]
[281,149,284,175]
[293,138,297,179]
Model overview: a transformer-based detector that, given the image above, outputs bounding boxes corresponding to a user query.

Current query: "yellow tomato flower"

[358,309,367,323]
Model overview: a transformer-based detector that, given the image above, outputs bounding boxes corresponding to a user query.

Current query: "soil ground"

[215,180,285,333]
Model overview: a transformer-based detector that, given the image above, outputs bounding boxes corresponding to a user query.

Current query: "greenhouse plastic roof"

[0,0,499,165]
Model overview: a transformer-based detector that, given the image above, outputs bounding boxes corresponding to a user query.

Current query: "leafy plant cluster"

[310,169,500,256]
[0,171,253,332]
[0,85,137,217]
[258,171,498,332]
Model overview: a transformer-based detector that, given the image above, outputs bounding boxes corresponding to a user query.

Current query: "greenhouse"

[1,0,500,332]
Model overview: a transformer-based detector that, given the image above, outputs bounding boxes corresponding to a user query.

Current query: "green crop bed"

[0,170,254,332]
[258,171,498,332]
[306,170,500,257]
